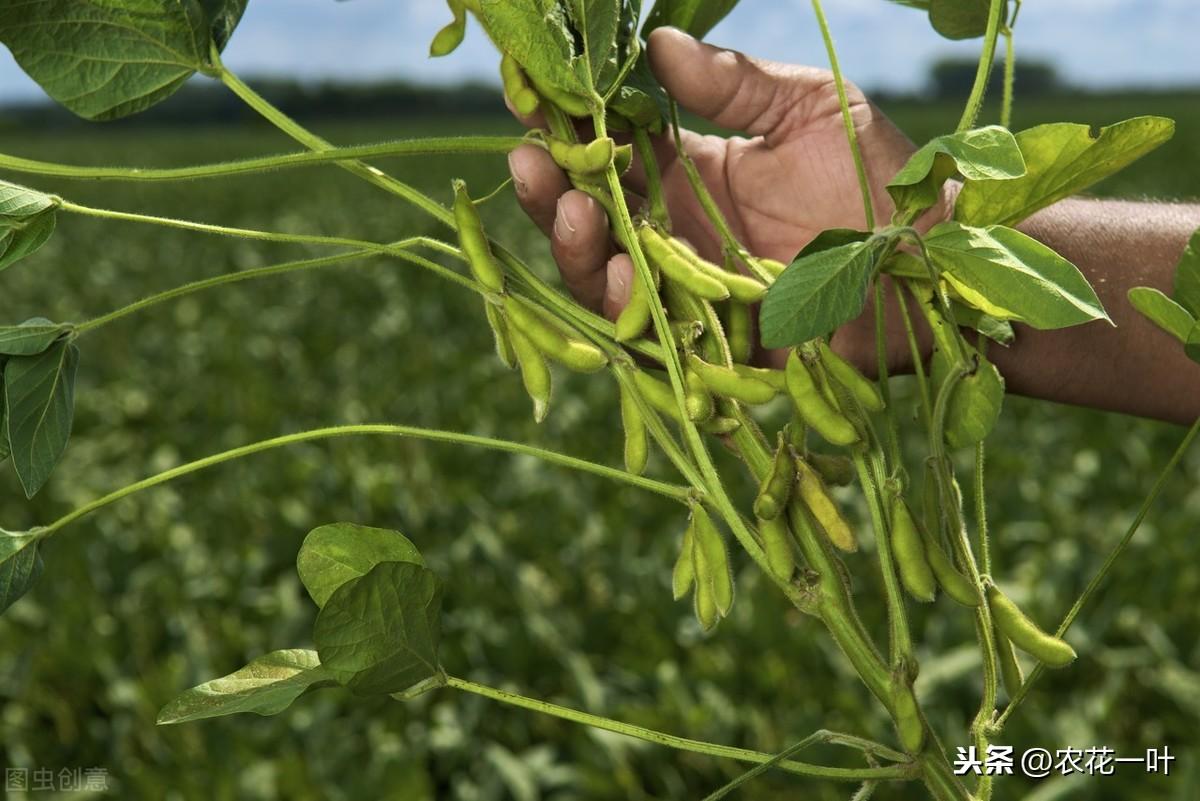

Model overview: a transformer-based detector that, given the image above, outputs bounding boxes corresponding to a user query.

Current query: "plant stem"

[0,138,525,182]
[896,281,933,432]
[874,282,903,468]
[995,413,1200,730]
[810,0,876,230]
[853,448,913,665]
[444,676,915,782]
[956,0,1007,132]
[1000,29,1016,130]
[40,425,692,536]
[634,127,670,228]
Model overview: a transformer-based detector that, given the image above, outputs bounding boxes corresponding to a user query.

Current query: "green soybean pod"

[619,381,649,476]
[581,138,616,173]
[757,258,789,280]
[756,515,796,582]
[988,586,1077,669]
[685,369,715,423]
[672,524,696,601]
[510,327,552,423]
[691,534,719,631]
[639,227,731,302]
[484,301,517,370]
[924,531,981,607]
[615,267,656,343]
[632,370,685,423]
[547,138,588,174]
[614,143,634,176]
[525,73,591,117]
[453,180,505,293]
[785,350,860,447]
[504,296,608,374]
[808,453,855,488]
[692,506,734,616]
[700,416,741,435]
[889,496,937,603]
[430,0,469,57]
[818,340,885,413]
[733,364,786,393]
[666,238,768,304]
[795,458,857,553]
[688,354,778,406]
[891,684,926,754]
[727,302,753,364]
[754,436,795,521]
[995,625,1025,699]
[499,54,540,117]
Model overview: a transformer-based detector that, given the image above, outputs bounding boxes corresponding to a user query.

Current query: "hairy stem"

[956,0,1007,132]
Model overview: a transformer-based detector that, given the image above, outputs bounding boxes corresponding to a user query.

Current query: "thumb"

[647,27,827,138]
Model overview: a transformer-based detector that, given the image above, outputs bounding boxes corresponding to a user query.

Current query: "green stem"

[1000,29,1016,130]
[854,448,913,665]
[810,0,876,230]
[634,127,670,228]
[444,677,915,782]
[41,425,692,536]
[995,413,1200,730]
[874,281,902,469]
[956,0,1007,132]
[896,280,933,432]
[0,138,525,183]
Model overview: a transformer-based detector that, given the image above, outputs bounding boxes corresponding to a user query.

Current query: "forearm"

[993,198,1200,425]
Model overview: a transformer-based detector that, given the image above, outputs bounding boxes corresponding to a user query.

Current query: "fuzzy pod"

[484,301,517,369]
[688,354,779,406]
[547,137,616,176]
[727,302,753,364]
[733,364,787,392]
[619,381,649,476]
[430,0,470,57]
[632,370,684,423]
[453,180,505,293]
[924,531,981,607]
[504,296,608,373]
[818,340,885,413]
[672,524,696,601]
[995,625,1025,699]
[614,144,634,176]
[639,226,731,302]
[757,258,789,279]
[665,238,768,304]
[889,496,937,603]
[692,506,734,617]
[684,369,715,423]
[988,586,1077,669]
[510,327,551,423]
[691,534,719,631]
[808,453,855,487]
[754,436,795,521]
[795,458,857,553]
[785,350,860,447]
[891,684,926,754]
[615,280,653,342]
[525,72,591,117]
[499,54,539,117]
[700,416,742,435]
[756,515,797,582]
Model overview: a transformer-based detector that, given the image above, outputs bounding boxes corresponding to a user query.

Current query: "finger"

[603,254,635,321]
[648,27,827,139]
[509,144,571,238]
[551,190,613,311]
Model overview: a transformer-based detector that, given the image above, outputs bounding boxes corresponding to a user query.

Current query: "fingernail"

[508,153,527,196]
[607,259,632,308]
[554,200,577,243]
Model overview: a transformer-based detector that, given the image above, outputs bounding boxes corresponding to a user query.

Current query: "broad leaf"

[0,318,72,357]
[480,0,588,102]
[956,117,1176,227]
[0,180,59,272]
[929,0,1002,40]
[5,340,80,498]
[644,0,741,39]
[314,562,443,696]
[1128,288,1194,344]
[568,0,622,89]
[0,528,44,614]
[925,222,1110,330]
[1172,228,1200,318]
[932,347,1005,448]
[760,241,879,348]
[0,0,247,121]
[888,127,1025,216]
[1187,321,1200,365]
[297,522,424,609]
[951,303,1015,347]
[157,650,336,725]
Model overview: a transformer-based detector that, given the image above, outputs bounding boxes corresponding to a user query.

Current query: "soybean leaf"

[644,0,741,39]
[929,0,1002,40]
[0,0,248,121]
[956,117,1176,227]
[0,387,9,464]
[951,303,1016,347]
[610,54,668,131]
[0,528,44,614]
[1187,322,1200,365]
[0,180,59,272]
[1128,288,1194,344]
[568,0,622,89]
[157,650,337,725]
[297,522,424,609]
[925,222,1110,330]
[0,318,72,357]
[760,242,879,348]
[932,347,1005,448]
[1172,228,1200,318]
[888,127,1025,217]
[314,562,443,697]
[5,340,80,498]
[480,0,588,101]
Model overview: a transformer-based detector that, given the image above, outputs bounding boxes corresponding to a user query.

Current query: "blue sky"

[2,1,1199,104]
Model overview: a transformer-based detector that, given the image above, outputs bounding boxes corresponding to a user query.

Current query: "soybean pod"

[923,529,981,607]
[547,137,617,176]
[785,350,860,447]
[503,296,608,374]
[483,301,517,370]
[639,226,730,302]
[665,238,768,304]
[453,180,505,293]
[809,453,855,487]
[684,369,715,423]
[619,381,649,476]
[632,370,684,423]
[727,301,753,364]
[754,435,795,521]
[687,354,778,406]
[500,54,540,117]
[672,525,696,601]
[988,586,1077,669]
[510,327,552,423]
[615,265,657,343]
[756,515,797,582]
[818,340,885,413]
[692,506,734,617]
[995,625,1025,699]
[889,495,937,603]
[795,457,857,553]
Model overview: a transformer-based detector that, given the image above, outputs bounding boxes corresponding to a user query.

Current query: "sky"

[2,1,1199,104]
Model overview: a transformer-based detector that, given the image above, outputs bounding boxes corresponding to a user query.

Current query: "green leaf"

[0,0,247,121]
[297,522,425,609]
[156,650,336,725]
[0,528,44,614]
[925,222,1110,330]
[5,340,80,498]
[1128,288,1194,344]
[0,318,72,357]
[1187,321,1200,365]
[0,385,9,464]
[568,0,622,89]
[480,0,588,101]
[644,0,741,39]
[929,0,1002,40]
[0,179,59,272]
[314,562,444,697]
[759,242,879,349]
[951,303,1016,347]
[1172,228,1200,318]
[888,127,1025,216]
[932,348,1005,449]
[956,117,1176,227]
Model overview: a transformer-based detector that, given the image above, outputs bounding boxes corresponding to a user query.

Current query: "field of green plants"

[2,91,1199,800]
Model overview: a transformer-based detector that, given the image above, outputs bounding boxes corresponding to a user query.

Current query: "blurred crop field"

[1,90,1199,801]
